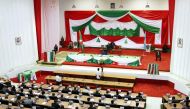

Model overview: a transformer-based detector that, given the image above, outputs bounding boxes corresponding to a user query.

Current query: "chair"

[111,45,122,55]
[68,42,73,49]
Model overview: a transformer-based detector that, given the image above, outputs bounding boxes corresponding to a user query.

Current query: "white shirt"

[96,70,101,79]
[55,75,62,82]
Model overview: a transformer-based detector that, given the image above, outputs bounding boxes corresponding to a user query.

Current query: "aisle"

[146,97,162,109]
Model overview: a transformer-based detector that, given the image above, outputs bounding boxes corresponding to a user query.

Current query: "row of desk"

[46,76,134,89]
[54,70,136,82]
[162,94,189,109]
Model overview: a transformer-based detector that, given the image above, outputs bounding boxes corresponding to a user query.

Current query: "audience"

[0,78,148,109]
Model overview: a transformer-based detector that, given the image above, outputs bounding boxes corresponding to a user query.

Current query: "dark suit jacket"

[51,102,60,109]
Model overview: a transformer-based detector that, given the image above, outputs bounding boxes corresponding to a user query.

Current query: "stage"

[56,47,171,72]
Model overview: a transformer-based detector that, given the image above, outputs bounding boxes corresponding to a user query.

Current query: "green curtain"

[104,58,113,64]
[128,60,140,66]
[129,13,160,33]
[89,23,140,37]
[66,56,74,62]
[87,58,98,64]
[97,10,128,17]
[72,16,95,32]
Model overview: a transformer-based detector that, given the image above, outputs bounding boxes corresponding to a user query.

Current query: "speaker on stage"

[155,50,161,61]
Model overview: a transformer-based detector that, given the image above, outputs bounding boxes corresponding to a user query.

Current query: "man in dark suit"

[156,50,161,61]
[51,99,61,109]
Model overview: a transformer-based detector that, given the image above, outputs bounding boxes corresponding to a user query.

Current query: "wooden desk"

[162,94,186,103]
[47,92,145,108]
[163,103,183,109]
[45,76,134,88]
[25,83,146,101]
[0,104,30,109]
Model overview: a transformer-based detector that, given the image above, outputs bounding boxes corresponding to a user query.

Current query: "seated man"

[104,89,112,98]
[110,42,115,49]
[39,90,46,98]
[51,99,61,109]
[124,91,132,100]
[62,85,70,93]
[133,102,139,109]
[68,42,73,49]
[93,88,101,97]
[72,86,80,94]
[23,95,34,108]
[50,93,58,100]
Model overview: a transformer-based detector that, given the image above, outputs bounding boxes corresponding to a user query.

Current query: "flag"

[79,30,84,52]
[144,30,147,50]
[46,51,55,62]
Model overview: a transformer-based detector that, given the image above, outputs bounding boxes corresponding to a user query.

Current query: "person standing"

[96,68,101,79]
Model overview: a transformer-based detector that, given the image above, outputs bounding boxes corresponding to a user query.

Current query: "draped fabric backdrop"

[65,11,170,49]
[34,0,42,60]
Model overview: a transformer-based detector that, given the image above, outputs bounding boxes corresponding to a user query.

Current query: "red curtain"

[64,11,170,46]
[34,0,42,60]
[169,0,175,47]
[65,11,95,44]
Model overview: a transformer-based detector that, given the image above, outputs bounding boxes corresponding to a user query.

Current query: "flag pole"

[79,30,84,53]
[142,31,146,56]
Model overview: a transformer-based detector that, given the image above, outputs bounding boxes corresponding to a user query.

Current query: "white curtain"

[96,12,129,21]
[0,0,38,76]
[83,36,110,47]
[90,21,137,30]
[41,0,60,52]
[114,37,144,49]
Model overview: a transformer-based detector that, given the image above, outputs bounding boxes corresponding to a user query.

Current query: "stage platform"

[32,64,190,96]
[56,47,171,72]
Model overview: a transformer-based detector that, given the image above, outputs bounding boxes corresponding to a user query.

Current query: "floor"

[146,97,162,109]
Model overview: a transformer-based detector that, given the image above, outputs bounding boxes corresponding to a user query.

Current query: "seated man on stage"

[106,43,112,51]
[110,42,115,49]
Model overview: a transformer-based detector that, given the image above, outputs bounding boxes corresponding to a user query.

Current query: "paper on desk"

[42,102,47,105]
[110,93,114,96]
[68,105,73,108]
[90,99,94,102]
[34,92,40,95]
[119,94,125,97]
[11,98,15,101]
[126,101,131,105]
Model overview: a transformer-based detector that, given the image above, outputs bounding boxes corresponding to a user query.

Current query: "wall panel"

[0,0,38,77]
[171,0,190,81]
